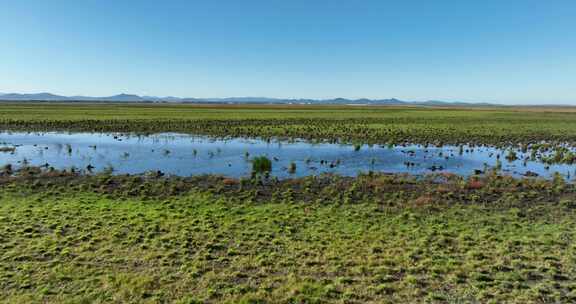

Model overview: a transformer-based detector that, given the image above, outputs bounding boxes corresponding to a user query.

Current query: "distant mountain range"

[0,92,496,106]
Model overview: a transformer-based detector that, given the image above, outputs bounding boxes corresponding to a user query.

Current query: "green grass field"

[1,172,576,303]
[1,103,576,145]
[1,104,576,303]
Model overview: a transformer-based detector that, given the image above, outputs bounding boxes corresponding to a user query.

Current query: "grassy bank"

[1,172,576,303]
[1,103,576,145]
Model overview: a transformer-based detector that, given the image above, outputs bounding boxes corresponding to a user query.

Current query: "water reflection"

[0,131,574,179]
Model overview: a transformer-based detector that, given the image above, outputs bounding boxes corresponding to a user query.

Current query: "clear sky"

[1,0,575,104]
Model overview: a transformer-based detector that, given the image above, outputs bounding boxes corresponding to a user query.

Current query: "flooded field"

[3,104,576,304]
[0,131,575,179]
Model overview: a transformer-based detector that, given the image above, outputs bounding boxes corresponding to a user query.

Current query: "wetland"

[1,131,576,179]
[2,104,576,303]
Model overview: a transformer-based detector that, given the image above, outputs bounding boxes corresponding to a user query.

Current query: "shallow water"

[0,131,574,179]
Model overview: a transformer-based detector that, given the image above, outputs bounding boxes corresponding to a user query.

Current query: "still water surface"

[0,132,574,179]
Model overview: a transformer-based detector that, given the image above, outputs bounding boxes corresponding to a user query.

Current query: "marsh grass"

[288,162,297,174]
[252,156,272,175]
[2,104,576,147]
[1,171,576,303]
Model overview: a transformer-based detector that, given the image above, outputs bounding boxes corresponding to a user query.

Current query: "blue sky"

[1,0,575,104]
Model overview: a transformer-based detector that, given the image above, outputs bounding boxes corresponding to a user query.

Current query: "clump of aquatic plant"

[1,163,13,175]
[495,158,502,171]
[0,146,16,153]
[252,156,272,175]
[288,162,297,174]
[505,150,518,162]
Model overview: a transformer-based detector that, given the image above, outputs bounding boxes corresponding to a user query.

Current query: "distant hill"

[0,92,69,100]
[0,92,496,106]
